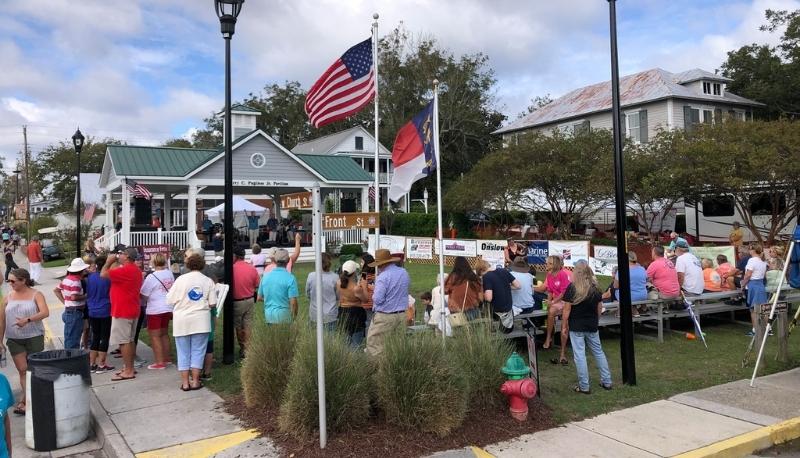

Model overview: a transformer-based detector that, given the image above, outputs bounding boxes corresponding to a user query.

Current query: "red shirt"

[27,242,42,263]
[109,262,143,319]
[232,259,260,300]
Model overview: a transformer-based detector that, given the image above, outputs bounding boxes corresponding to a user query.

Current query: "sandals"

[111,374,135,382]
[573,385,591,395]
[190,382,204,391]
[180,385,192,392]
[13,402,25,415]
[550,357,569,366]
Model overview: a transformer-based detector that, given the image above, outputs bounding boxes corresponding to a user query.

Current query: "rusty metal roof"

[495,68,761,135]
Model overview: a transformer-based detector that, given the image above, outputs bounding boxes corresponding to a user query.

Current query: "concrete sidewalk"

[439,369,800,458]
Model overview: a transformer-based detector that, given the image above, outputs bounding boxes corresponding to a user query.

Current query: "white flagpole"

[313,184,327,448]
[372,13,381,253]
[433,80,446,342]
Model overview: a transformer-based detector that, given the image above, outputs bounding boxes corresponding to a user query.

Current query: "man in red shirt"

[27,236,43,284]
[231,246,260,358]
[101,246,143,381]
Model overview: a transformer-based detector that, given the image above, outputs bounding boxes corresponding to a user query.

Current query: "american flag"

[126,180,152,200]
[368,185,376,202]
[305,38,375,128]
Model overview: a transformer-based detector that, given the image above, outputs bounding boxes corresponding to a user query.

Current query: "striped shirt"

[5,298,44,339]
[58,273,86,308]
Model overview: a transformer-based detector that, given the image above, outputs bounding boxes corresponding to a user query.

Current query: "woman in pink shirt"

[535,255,572,364]
[715,254,735,290]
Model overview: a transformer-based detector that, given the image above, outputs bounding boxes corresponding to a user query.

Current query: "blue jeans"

[62,308,85,350]
[175,333,209,371]
[569,330,612,391]
[465,308,480,321]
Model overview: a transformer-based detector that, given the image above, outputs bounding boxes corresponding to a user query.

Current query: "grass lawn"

[43,258,68,268]
[143,261,800,427]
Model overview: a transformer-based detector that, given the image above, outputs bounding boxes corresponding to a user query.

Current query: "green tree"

[34,137,122,211]
[162,138,193,148]
[720,8,800,118]
[679,120,800,244]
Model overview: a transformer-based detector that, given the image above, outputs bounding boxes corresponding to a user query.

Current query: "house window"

[556,120,590,136]
[702,196,734,217]
[626,112,641,142]
[713,83,721,96]
[703,110,713,124]
[355,136,364,150]
[703,82,712,94]
[750,193,786,216]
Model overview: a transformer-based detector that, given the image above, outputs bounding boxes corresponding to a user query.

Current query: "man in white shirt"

[675,241,704,296]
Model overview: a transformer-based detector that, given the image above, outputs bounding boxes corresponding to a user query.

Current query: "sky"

[0,0,798,167]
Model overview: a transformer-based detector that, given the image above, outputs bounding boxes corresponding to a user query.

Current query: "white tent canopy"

[206,196,267,218]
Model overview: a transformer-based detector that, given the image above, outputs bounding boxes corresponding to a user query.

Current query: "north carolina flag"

[388,101,436,202]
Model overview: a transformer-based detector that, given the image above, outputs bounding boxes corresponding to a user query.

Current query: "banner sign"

[592,245,618,262]
[589,257,616,277]
[137,244,171,271]
[689,245,736,266]
[280,192,312,209]
[367,235,406,255]
[406,238,434,260]
[478,240,507,269]
[323,212,379,230]
[525,240,549,265]
[548,240,590,267]
[433,239,478,258]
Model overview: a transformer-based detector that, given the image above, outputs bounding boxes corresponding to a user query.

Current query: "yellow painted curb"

[42,315,54,349]
[136,429,259,458]
[470,446,496,458]
[674,416,800,458]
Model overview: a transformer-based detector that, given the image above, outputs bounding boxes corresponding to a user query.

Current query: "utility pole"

[23,125,31,242]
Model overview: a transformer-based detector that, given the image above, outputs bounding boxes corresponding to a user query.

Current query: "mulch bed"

[225,395,556,457]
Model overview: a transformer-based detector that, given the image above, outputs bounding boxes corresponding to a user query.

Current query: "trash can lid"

[27,350,92,385]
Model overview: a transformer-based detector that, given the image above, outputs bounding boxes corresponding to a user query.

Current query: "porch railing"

[129,229,191,249]
[94,230,122,250]
[322,229,365,247]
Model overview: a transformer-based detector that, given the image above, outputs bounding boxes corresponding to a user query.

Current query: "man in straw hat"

[365,249,410,357]
[55,257,90,349]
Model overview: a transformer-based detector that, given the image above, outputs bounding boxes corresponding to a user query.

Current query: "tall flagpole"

[372,13,381,251]
[433,80,446,342]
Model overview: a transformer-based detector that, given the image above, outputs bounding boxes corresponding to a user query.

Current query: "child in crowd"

[715,255,735,290]
[701,258,722,292]
[406,295,416,326]
[420,291,433,323]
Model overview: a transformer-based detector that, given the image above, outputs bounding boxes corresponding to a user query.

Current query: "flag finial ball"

[373,13,379,19]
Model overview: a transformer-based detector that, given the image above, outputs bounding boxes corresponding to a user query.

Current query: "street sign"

[760,302,788,316]
[322,212,380,230]
[280,192,313,209]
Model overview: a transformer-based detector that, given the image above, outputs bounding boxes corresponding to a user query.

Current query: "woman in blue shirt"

[614,252,649,316]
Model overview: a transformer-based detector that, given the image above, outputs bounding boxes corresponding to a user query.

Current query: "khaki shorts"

[233,298,255,330]
[109,318,138,346]
[6,335,45,356]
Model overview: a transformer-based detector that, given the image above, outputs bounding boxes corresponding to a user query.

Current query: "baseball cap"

[121,247,139,260]
[113,243,127,253]
[675,240,690,249]
[342,260,359,275]
[273,248,289,263]
[233,246,246,258]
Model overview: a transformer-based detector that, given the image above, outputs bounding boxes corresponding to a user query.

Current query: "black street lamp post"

[215,0,244,365]
[73,128,85,260]
[608,0,636,385]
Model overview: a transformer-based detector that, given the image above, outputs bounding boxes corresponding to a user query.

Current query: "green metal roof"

[295,154,374,182]
[231,104,261,113]
[108,145,219,177]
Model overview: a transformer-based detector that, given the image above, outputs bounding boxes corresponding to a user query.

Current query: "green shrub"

[241,320,298,408]
[383,212,437,237]
[451,323,514,410]
[375,331,469,436]
[339,244,363,258]
[31,216,58,236]
[278,327,373,437]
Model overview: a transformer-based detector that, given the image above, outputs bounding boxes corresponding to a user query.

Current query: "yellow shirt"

[729,228,744,247]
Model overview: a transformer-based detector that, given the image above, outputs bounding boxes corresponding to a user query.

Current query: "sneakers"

[94,365,115,374]
[133,358,147,368]
[90,364,98,373]
[745,329,755,337]
[147,363,167,370]
[200,373,212,381]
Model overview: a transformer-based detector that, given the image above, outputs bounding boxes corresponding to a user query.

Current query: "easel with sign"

[525,322,542,398]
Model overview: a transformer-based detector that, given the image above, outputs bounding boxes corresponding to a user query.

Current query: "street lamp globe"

[72,128,85,153]
[215,0,244,37]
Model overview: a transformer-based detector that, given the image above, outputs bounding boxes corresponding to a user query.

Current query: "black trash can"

[25,349,92,451]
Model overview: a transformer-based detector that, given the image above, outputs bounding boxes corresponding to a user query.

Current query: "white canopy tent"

[206,196,269,225]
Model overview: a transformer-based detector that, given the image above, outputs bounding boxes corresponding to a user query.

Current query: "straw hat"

[368,249,400,268]
[510,256,530,273]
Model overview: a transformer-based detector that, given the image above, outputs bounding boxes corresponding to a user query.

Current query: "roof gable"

[107,145,218,177]
[291,126,391,157]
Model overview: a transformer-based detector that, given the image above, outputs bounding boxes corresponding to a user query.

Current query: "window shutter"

[714,108,722,124]
[683,106,694,132]
[728,109,736,120]
[638,110,648,143]
[576,119,590,135]
[746,111,752,121]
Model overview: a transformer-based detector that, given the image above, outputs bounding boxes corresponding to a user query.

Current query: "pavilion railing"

[94,230,122,250]
[322,229,364,247]
[130,229,191,250]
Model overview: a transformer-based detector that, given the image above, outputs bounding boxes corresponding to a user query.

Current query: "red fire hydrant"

[500,352,537,421]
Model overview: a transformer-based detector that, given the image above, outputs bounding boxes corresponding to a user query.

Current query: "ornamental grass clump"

[241,320,297,408]
[452,323,515,410]
[278,326,373,437]
[375,331,469,436]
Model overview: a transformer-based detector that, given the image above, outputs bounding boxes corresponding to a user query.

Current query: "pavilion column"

[163,193,172,230]
[187,185,198,237]
[121,183,131,245]
[105,191,113,233]
[361,186,370,242]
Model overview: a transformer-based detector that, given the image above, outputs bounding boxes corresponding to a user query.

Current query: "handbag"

[448,281,470,328]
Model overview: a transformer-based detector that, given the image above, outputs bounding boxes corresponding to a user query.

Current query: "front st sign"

[322,212,380,230]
